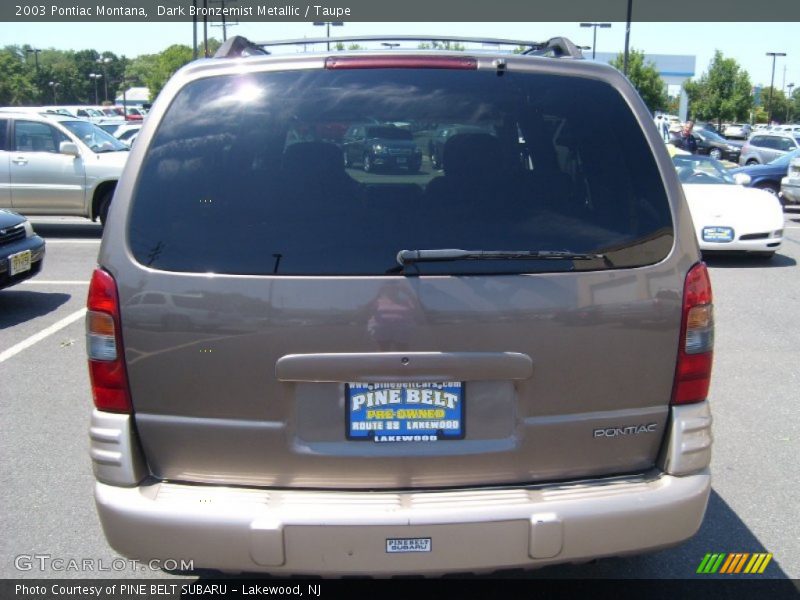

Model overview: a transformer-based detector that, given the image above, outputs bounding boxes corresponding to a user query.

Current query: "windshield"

[60,120,128,153]
[130,69,673,276]
[769,148,800,166]
[674,155,735,185]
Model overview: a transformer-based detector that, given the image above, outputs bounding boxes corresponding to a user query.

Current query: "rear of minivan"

[88,49,713,575]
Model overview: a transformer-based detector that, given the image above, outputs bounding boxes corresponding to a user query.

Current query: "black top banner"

[3,0,800,22]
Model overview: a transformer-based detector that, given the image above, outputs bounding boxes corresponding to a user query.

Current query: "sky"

[6,21,799,89]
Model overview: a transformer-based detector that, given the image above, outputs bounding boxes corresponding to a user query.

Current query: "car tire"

[98,189,113,226]
[709,148,722,160]
[755,182,780,197]
[746,159,759,166]
[363,153,373,173]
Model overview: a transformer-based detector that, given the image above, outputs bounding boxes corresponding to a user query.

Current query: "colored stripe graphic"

[699,553,773,574]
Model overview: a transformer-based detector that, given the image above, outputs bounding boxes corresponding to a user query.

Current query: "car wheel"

[746,159,759,166]
[755,182,780,197]
[363,153,373,172]
[709,148,722,160]
[98,189,113,226]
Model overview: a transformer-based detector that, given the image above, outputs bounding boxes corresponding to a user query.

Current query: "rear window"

[129,68,673,276]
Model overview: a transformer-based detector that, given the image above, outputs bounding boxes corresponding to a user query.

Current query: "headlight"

[23,220,35,238]
[373,144,385,153]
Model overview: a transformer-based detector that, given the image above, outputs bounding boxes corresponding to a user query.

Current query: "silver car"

[87,35,713,575]
[0,111,129,223]
[739,133,800,166]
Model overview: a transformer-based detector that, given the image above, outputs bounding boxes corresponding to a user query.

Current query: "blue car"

[729,148,800,201]
[0,210,46,290]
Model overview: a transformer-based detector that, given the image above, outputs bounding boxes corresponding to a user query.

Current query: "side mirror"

[733,173,751,186]
[59,141,80,157]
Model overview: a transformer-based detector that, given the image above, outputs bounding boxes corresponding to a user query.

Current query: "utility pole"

[766,52,786,124]
[623,0,632,75]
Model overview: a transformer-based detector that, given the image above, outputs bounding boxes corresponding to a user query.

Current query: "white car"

[674,154,784,258]
[113,123,142,146]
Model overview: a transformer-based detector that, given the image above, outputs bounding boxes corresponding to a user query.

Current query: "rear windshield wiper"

[396,248,610,266]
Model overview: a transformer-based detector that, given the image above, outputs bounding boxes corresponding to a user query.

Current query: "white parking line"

[43,240,101,244]
[0,308,87,364]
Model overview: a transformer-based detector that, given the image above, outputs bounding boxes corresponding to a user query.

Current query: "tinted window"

[129,69,673,276]
[14,120,68,153]
[750,136,766,147]
[0,119,7,151]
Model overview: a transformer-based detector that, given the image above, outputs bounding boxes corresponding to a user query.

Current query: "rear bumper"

[95,470,710,575]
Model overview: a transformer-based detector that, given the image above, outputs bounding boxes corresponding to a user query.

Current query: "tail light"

[672,263,714,405]
[86,268,132,413]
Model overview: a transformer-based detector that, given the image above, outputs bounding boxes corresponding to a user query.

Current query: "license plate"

[702,226,734,243]
[346,382,464,442]
[396,157,407,164]
[9,250,32,276]
[386,538,431,553]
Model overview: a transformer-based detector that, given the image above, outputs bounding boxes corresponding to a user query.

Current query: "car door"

[0,119,10,207]
[9,119,86,213]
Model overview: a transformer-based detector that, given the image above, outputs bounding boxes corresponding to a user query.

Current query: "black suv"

[342,124,422,172]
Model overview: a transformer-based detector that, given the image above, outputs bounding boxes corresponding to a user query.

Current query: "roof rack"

[213,35,584,60]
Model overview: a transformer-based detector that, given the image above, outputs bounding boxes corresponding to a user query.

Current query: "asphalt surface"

[1,213,799,582]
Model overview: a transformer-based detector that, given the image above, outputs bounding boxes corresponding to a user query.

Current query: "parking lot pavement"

[1,216,798,579]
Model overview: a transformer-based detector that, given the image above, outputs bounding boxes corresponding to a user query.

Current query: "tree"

[417,41,465,51]
[0,47,38,105]
[684,50,753,127]
[609,49,668,113]
[759,87,790,124]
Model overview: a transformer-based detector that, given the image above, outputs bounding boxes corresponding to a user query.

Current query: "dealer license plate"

[386,538,432,553]
[346,382,464,442]
[9,250,32,276]
[702,226,734,243]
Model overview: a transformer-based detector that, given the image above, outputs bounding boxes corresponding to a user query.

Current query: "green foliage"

[685,50,753,126]
[0,47,38,105]
[759,87,791,123]
[417,41,465,51]
[609,49,668,113]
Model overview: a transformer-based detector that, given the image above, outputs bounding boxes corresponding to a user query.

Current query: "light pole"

[313,21,344,51]
[96,56,112,103]
[48,81,61,104]
[579,23,611,60]
[623,0,633,75]
[765,52,786,124]
[89,73,102,104]
[25,47,41,70]
[787,83,795,122]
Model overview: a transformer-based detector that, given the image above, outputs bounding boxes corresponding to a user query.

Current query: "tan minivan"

[87,35,713,575]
